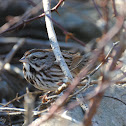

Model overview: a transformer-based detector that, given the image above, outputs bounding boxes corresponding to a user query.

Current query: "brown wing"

[70,54,89,75]
[62,50,90,76]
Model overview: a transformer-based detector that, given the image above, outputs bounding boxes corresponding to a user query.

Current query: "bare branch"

[42,0,73,82]
[23,93,34,126]
[0,38,25,71]
[92,0,102,17]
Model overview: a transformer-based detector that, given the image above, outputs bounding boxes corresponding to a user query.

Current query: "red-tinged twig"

[83,79,109,126]
[99,16,124,48]
[26,0,65,13]
[0,3,43,35]
[66,33,86,47]
[92,0,102,18]
[0,0,65,35]
[111,0,117,17]
[83,61,118,125]
[45,14,86,46]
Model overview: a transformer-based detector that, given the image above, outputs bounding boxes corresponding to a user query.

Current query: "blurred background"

[1,0,126,126]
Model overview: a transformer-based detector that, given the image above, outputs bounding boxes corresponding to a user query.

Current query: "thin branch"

[23,93,34,126]
[0,107,46,116]
[92,0,102,17]
[69,75,91,98]
[42,0,73,82]
[0,107,79,124]
[101,0,109,33]
[104,95,126,106]
[0,37,84,50]
[45,14,86,46]
[3,91,42,107]
[79,79,126,86]
[83,79,108,126]
[89,41,119,76]
[0,38,25,71]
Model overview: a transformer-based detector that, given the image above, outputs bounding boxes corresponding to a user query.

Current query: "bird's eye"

[31,56,37,60]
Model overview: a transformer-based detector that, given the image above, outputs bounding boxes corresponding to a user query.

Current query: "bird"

[19,49,89,91]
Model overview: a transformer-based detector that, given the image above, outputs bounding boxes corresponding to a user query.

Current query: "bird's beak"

[19,56,27,63]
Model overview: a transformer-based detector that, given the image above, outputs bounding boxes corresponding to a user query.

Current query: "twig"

[83,79,108,126]
[0,107,79,124]
[0,38,25,71]
[0,0,64,35]
[92,0,102,17]
[0,37,84,50]
[23,93,34,126]
[45,14,86,46]
[83,81,126,126]
[0,107,46,116]
[0,107,29,112]
[0,3,42,35]
[111,0,117,17]
[99,16,123,48]
[3,91,42,107]
[101,0,109,33]
[42,0,73,82]
[0,0,85,47]
[104,95,126,106]
[46,76,91,100]
[79,79,126,86]
[89,41,119,76]
[69,75,91,98]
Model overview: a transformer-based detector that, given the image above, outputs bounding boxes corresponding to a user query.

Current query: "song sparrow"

[19,49,89,91]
